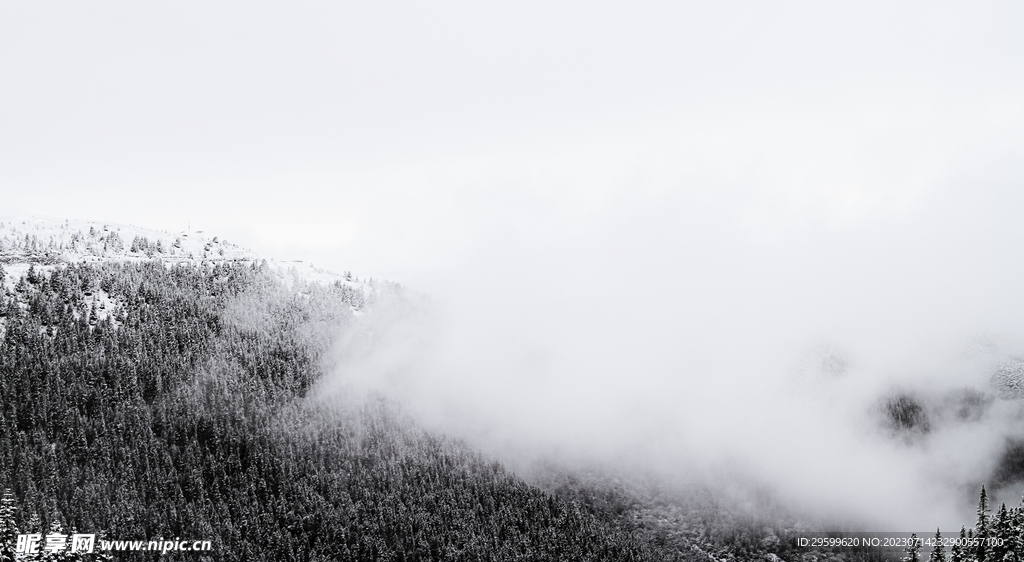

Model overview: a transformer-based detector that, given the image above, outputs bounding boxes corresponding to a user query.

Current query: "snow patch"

[80,288,123,329]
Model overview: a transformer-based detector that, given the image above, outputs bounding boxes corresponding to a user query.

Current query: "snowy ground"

[0,216,377,315]
[0,216,372,289]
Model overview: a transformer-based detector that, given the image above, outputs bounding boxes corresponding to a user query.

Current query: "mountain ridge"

[0,216,374,291]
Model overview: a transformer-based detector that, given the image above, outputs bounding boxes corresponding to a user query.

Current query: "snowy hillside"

[0,216,374,296]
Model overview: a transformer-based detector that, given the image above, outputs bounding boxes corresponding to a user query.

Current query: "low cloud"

[320,100,1024,532]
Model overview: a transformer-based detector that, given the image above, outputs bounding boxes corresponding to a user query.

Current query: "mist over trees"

[0,261,660,560]
[0,258,1019,561]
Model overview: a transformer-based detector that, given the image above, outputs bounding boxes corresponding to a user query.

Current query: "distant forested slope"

[0,261,660,561]
[0,259,966,561]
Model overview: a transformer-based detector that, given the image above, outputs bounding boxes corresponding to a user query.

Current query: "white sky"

[1,1,1022,288]
[4,1,1024,528]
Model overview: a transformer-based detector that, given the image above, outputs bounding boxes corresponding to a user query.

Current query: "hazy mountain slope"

[0,217,961,561]
[0,257,664,560]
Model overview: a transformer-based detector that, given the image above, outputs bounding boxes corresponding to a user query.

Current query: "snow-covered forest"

[0,220,1020,561]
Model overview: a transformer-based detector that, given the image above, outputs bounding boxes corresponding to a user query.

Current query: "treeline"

[905,487,1024,562]
[0,261,658,561]
[0,223,125,260]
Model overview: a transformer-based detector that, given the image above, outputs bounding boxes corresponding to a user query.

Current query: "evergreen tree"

[977,486,991,562]
[992,503,1012,562]
[906,533,922,562]
[40,520,72,562]
[930,528,947,562]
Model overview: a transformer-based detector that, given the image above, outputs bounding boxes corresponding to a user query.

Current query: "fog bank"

[322,103,1024,531]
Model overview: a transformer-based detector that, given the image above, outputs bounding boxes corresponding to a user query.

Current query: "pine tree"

[41,520,73,562]
[14,512,44,562]
[992,503,1012,562]
[977,486,991,562]
[906,533,922,562]
[930,528,947,562]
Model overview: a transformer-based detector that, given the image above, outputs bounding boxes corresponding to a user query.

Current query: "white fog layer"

[322,111,1024,531]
